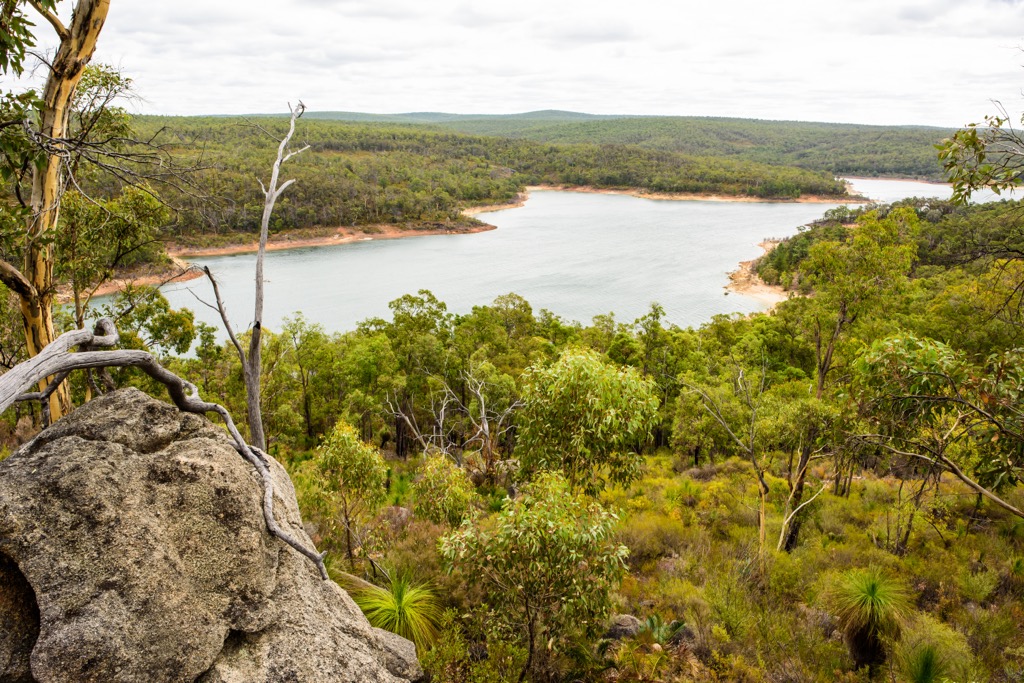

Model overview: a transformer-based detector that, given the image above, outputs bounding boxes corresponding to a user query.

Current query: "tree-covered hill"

[127,115,847,238]
[301,111,951,180]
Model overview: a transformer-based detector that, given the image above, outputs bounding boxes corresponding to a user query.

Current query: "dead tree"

[0,317,329,579]
[387,365,521,481]
[204,102,308,451]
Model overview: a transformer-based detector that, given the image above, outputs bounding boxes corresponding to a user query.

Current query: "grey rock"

[372,627,424,682]
[0,554,38,682]
[604,614,643,640]
[0,388,418,683]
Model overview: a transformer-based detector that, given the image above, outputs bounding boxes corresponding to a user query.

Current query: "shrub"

[615,511,691,567]
[413,454,477,527]
[441,471,627,681]
[895,613,975,683]
[958,568,999,604]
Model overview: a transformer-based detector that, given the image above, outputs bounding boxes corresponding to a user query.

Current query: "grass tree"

[825,566,911,677]
[350,572,443,651]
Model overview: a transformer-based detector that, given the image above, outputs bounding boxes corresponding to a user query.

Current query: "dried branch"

[200,266,246,362]
[858,434,1024,521]
[27,0,69,39]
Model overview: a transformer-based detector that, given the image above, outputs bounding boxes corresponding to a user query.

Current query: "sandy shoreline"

[90,182,846,301]
[82,222,498,299]
[515,184,867,205]
[725,240,791,310]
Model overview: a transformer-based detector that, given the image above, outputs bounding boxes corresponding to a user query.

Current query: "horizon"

[139,108,956,130]
[3,0,1023,129]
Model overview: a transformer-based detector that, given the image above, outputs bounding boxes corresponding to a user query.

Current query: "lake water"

[154,177,995,336]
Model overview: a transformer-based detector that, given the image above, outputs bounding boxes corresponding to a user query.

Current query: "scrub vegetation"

[1,6,1022,678]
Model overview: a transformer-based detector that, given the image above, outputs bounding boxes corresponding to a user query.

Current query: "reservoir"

[157,178,986,334]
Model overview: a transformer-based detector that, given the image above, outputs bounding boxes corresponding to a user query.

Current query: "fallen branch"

[2,318,329,580]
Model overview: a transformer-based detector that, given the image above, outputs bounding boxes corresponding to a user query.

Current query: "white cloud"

[2,0,1022,126]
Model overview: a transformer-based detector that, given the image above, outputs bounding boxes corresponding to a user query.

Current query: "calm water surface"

[156,178,987,335]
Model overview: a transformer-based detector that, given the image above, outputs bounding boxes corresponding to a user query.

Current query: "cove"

[157,178,961,335]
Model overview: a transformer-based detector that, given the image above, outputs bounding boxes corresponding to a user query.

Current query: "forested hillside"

[29,194,1017,683]
[307,111,950,180]
[2,2,1023,681]
[122,115,847,241]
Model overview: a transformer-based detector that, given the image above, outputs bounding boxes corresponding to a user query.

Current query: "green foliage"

[824,567,912,672]
[412,454,477,527]
[350,572,443,651]
[421,609,526,683]
[119,112,862,244]
[895,613,975,683]
[937,112,1022,203]
[421,113,948,180]
[58,186,169,324]
[440,471,627,680]
[614,511,691,568]
[306,421,388,565]
[99,284,196,355]
[853,332,1024,496]
[517,348,659,492]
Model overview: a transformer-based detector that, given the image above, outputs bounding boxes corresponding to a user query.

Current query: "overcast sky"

[12,0,1024,127]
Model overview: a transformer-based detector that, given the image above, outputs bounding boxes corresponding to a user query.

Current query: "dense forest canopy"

[112,114,849,241]
[303,111,951,180]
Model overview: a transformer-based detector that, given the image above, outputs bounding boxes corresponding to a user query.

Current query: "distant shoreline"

[495,184,868,207]
[90,182,863,300]
[85,222,498,299]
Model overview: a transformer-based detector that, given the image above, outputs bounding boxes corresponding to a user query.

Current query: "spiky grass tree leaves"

[351,572,443,651]
[825,566,912,674]
[440,471,628,681]
[516,348,659,494]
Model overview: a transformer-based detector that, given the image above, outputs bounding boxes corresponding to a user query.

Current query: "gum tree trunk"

[4,0,111,421]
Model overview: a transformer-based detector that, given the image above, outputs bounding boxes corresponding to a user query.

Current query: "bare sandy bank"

[85,222,497,299]
[725,240,791,310]
[520,184,869,205]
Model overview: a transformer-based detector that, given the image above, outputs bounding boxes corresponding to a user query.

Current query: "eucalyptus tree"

[440,472,627,682]
[204,103,308,450]
[516,348,659,494]
[307,420,388,569]
[0,0,111,418]
[852,333,1024,522]
[799,208,917,398]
